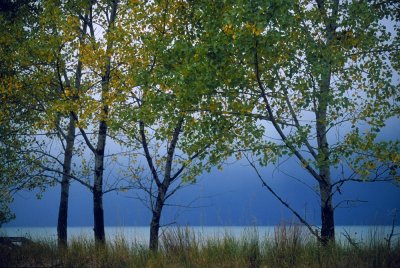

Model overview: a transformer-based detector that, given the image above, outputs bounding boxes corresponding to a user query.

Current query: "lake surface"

[1,225,398,245]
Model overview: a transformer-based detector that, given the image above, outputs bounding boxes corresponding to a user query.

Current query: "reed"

[1,225,399,267]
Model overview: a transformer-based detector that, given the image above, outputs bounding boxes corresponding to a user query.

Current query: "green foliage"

[0,0,52,226]
[147,0,400,243]
[111,0,250,188]
[1,0,398,234]
[177,0,400,179]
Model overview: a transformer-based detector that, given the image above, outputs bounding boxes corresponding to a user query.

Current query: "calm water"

[1,225,398,245]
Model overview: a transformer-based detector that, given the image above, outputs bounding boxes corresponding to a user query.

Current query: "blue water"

[0,225,398,245]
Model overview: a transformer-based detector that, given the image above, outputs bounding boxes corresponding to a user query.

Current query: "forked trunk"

[143,119,183,251]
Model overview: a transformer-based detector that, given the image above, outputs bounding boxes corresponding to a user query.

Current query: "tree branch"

[245,154,321,241]
[253,37,323,183]
[139,120,161,187]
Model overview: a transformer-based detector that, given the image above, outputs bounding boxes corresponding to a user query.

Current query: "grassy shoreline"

[1,225,399,267]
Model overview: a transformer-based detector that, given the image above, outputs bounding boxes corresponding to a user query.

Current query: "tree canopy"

[1,0,399,247]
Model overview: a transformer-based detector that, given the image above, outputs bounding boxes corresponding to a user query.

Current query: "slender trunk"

[149,186,166,251]
[314,0,338,245]
[91,0,117,245]
[316,95,335,244]
[316,55,335,244]
[57,114,76,248]
[316,81,335,244]
[319,179,334,244]
[147,119,183,251]
[57,183,69,247]
[92,69,109,244]
[56,6,86,247]
[93,120,107,244]
[93,186,105,243]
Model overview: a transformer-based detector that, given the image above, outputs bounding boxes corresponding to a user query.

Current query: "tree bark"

[93,187,105,243]
[93,119,107,244]
[316,66,335,244]
[57,113,76,247]
[319,179,334,244]
[145,118,184,251]
[91,0,118,245]
[316,71,335,244]
[315,0,338,244]
[149,186,167,251]
[56,7,87,248]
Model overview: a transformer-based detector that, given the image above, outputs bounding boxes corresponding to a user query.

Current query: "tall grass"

[1,225,399,267]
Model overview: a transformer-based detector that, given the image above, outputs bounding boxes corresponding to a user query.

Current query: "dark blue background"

[6,157,400,227]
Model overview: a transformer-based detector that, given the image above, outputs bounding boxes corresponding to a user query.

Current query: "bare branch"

[245,154,321,241]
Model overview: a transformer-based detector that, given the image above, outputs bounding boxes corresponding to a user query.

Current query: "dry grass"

[1,225,399,267]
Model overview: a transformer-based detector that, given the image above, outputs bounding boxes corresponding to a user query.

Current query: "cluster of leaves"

[1,0,399,229]
[192,0,400,183]
[0,0,51,225]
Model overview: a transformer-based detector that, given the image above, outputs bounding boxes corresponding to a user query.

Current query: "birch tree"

[111,0,249,251]
[178,0,400,244]
[1,0,124,245]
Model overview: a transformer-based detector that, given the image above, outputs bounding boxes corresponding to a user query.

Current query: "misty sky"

[6,147,400,227]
